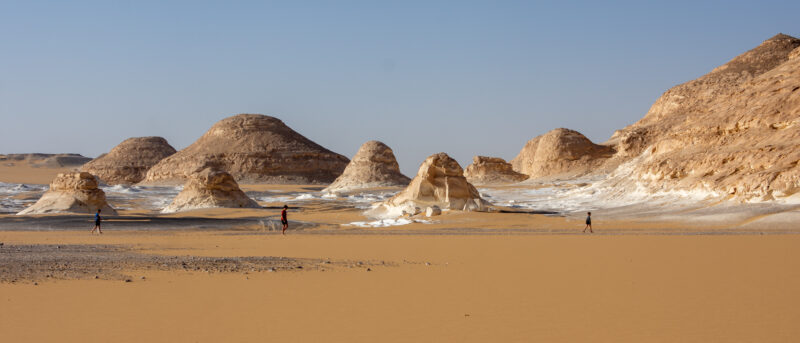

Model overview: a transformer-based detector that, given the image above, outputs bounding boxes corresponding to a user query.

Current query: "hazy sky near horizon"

[1,1,798,175]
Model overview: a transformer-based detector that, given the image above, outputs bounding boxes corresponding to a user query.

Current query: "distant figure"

[90,209,103,234]
[281,205,289,235]
[583,212,593,233]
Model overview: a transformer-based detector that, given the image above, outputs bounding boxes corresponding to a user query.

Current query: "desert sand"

[3,33,800,342]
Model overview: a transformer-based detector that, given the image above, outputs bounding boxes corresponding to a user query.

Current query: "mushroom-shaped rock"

[323,140,410,193]
[370,153,490,217]
[162,168,260,213]
[142,114,349,185]
[464,156,529,185]
[81,136,176,185]
[17,172,117,215]
[510,128,615,179]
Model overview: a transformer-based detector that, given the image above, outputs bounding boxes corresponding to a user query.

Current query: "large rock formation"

[162,168,260,213]
[17,172,117,215]
[370,153,490,217]
[464,156,528,185]
[323,140,410,192]
[81,137,176,185]
[605,33,800,201]
[143,114,349,185]
[510,128,615,179]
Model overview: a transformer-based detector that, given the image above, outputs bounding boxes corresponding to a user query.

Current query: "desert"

[2,6,800,341]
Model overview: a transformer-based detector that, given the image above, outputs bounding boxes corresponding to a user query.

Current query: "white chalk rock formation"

[162,168,260,213]
[324,140,410,192]
[370,153,490,217]
[464,156,529,185]
[17,172,117,215]
[81,136,176,185]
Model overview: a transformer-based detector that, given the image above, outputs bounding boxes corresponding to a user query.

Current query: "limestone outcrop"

[464,156,528,185]
[143,114,349,185]
[0,153,91,168]
[510,128,615,179]
[323,141,410,192]
[81,137,176,185]
[605,33,800,201]
[162,168,260,213]
[17,172,117,215]
[370,153,490,217]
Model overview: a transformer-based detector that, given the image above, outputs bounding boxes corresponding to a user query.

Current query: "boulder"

[143,114,349,185]
[162,168,260,213]
[464,156,528,185]
[425,206,442,217]
[17,172,117,215]
[324,140,410,192]
[81,136,176,185]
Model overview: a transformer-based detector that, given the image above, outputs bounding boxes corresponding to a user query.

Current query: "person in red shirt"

[281,205,288,235]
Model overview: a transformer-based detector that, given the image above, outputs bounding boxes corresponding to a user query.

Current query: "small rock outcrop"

[510,128,615,179]
[464,156,529,185]
[81,137,177,185]
[17,172,117,215]
[162,168,260,213]
[323,141,411,192]
[370,153,490,217]
[143,114,349,185]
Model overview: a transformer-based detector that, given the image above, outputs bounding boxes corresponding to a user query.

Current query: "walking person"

[583,212,593,233]
[90,209,103,234]
[281,205,289,235]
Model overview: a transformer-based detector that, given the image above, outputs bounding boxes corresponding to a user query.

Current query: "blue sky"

[1,1,798,174]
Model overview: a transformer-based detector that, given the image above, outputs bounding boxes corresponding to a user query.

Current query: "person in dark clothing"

[583,212,593,233]
[281,205,288,235]
[90,209,103,234]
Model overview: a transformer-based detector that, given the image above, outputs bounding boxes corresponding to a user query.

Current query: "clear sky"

[1,1,798,175]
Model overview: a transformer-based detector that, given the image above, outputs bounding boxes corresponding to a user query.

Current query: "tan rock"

[81,137,176,185]
[162,168,260,213]
[143,114,349,185]
[323,141,410,193]
[425,206,442,217]
[606,33,800,201]
[371,153,490,217]
[464,156,528,185]
[17,172,117,215]
[510,128,615,179]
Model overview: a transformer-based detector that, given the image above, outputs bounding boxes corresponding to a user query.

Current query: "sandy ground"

[3,164,800,341]
[1,230,799,342]
[0,161,80,184]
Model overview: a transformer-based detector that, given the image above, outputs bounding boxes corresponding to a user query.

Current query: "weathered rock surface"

[17,172,117,215]
[143,114,349,185]
[162,168,260,213]
[81,137,176,185]
[371,153,490,217]
[323,141,410,192]
[464,156,528,185]
[425,206,442,217]
[606,33,800,201]
[510,128,615,179]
